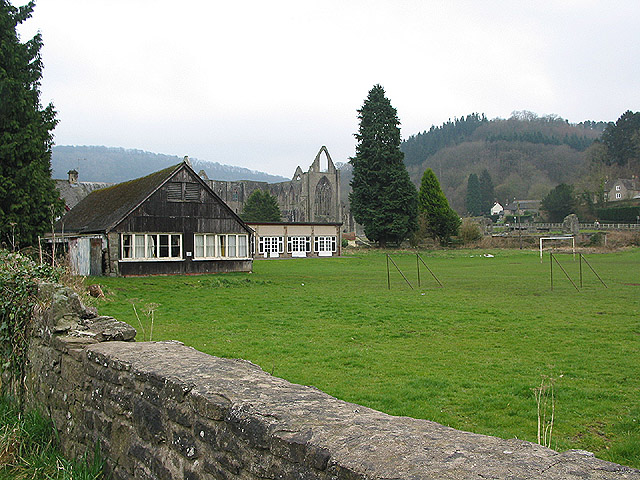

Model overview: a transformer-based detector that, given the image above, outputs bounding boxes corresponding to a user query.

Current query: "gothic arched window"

[314,177,332,217]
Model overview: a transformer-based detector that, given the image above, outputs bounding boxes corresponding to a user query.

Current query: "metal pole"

[416,253,421,287]
[579,252,583,288]
[387,255,390,290]
[550,252,553,291]
[552,253,580,292]
[388,256,414,289]
[518,200,522,249]
[580,254,608,288]
[417,253,443,287]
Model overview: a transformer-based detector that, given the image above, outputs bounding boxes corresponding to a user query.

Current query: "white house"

[490,202,504,216]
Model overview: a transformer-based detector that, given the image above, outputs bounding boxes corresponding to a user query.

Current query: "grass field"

[91,248,640,468]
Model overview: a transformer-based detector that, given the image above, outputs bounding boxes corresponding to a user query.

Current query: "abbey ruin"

[201,146,344,225]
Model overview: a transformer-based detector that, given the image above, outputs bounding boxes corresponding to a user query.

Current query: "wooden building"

[52,161,253,276]
[247,222,342,258]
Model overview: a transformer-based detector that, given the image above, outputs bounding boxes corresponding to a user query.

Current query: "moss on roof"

[56,164,181,234]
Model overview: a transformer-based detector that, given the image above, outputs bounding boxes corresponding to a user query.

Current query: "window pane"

[228,235,236,257]
[122,234,132,258]
[218,235,226,257]
[147,235,157,258]
[171,235,181,257]
[159,234,169,258]
[195,235,204,258]
[206,235,215,257]
[238,236,247,257]
[135,235,145,258]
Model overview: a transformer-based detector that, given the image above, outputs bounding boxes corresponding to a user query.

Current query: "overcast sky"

[15,0,640,177]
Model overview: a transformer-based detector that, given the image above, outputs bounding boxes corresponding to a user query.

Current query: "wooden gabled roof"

[56,163,182,234]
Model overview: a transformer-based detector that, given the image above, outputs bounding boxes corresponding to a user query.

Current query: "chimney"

[183,155,192,168]
[68,169,79,185]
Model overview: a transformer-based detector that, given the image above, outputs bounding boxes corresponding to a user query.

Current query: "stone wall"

[26,283,640,479]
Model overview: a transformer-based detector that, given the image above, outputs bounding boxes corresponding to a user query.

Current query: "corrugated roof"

[56,164,181,234]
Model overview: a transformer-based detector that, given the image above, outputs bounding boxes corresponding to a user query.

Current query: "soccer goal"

[539,236,575,263]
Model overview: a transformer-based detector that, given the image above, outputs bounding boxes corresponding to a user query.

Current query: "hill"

[51,145,288,184]
[401,112,607,213]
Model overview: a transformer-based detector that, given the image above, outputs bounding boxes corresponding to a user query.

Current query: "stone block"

[172,428,199,460]
[133,397,166,443]
[129,443,173,480]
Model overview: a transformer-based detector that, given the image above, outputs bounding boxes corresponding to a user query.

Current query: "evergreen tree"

[465,173,482,216]
[418,168,460,244]
[478,169,495,215]
[240,190,281,222]
[349,85,417,247]
[541,183,576,223]
[600,110,640,166]
[0,1,63,248]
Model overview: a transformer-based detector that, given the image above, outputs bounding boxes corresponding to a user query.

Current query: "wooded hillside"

[401,112,606,213]
[52,145,287,184]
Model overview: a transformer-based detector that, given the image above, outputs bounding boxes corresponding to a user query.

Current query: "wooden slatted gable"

[166,182,182,202]
[184,182,201,202]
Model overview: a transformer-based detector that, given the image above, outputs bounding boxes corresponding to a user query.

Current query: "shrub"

[586,232,606,247]
[595,204,640,222]
[459,220,482,244]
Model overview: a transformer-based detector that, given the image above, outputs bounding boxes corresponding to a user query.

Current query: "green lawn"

[91,248,640,468]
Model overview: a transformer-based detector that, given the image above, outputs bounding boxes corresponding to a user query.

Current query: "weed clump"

[0,250,65,401]
[0,395,106,479]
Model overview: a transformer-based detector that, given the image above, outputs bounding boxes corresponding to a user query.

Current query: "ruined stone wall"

[26,283,640,479]
[203,146,342,224]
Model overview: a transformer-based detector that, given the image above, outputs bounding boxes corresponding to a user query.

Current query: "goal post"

[540,236,575,262]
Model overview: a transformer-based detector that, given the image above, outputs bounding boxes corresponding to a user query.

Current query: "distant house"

[54,169,113,210]
[50,161,253,276]
[606,177,640,201]
[490,202,504,216]
[247,222,342,258]
[503,200,541,216]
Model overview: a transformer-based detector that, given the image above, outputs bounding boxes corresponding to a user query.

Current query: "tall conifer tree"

[0,1,62,248]
[418,168,460,244]
[349,85,417,247]
[478,169,495,215]
[465,173,481,216]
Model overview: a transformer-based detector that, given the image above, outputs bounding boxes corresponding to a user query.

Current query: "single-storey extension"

[247,222,342,258]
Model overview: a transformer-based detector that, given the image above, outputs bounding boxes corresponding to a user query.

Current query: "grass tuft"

[0,396,106,479]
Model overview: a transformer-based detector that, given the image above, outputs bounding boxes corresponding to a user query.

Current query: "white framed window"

[258,236,284,256]
[616,192,622,199]
[194,234,250,259]
[616,185,621,191]
[314,236,336,253]
[287,236,311,253]
[121,233,182,260]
